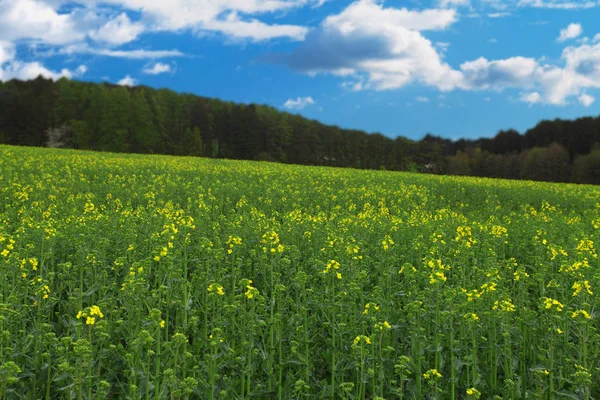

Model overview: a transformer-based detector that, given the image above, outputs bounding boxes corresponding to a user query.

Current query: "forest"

[1,76,599,184]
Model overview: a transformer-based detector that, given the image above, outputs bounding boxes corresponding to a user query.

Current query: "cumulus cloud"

[117,75,136,86]
[457,40,600,105]
[557,23,582,42]
[520,92,542,104]
[279,0,461,91]
[89,13,145,45]
[460,56,540,90]
[143,62,172,75]
[0,60,87,81]
[202,12,308,42]
[269,1,600,107]
[62,0,315,42]
[0,0,319,81]
[579,93,595,106]
[0,40,15,66]
[283,96,315,110]
[0,0,86,45]
[0,37,88,81]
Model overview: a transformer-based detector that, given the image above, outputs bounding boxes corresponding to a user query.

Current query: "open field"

[0,145,599,399]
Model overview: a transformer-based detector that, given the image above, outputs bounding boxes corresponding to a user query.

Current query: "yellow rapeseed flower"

[571,310,591,320]
[423,369,442,379]
[90,305,104,318]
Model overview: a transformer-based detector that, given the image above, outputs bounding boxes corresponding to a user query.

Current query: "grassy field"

[0,145,599,399]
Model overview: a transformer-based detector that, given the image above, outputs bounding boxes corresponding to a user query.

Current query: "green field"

[1,145,599,399]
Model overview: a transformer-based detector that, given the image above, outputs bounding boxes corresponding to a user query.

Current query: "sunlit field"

[0,145,598,399]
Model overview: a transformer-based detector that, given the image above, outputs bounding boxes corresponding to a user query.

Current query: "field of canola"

[0,145,599,399]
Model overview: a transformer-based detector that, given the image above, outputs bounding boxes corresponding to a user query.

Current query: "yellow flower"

[86,317,96,325]
[362,303,380,315]
[572,280,593,297]
[543,297,564,312]
[464,313,479,321]
[466,387,481,398]
[323,260,341,274]
[208,283,225,296]
[352,335,372,346]
[571,310,591,320]
[245,284,259,299]
[160,320,165,328]
[90,305,104,318]
[492,299,515,312]
[423,369,442,379]
[375,321,391,330]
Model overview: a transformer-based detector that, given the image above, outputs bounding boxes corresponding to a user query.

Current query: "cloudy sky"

[1,0,600,140]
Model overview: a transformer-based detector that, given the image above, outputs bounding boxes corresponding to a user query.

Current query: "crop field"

[0,145,599,399]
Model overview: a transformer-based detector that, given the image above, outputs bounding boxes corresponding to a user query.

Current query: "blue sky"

[1,0,600,141]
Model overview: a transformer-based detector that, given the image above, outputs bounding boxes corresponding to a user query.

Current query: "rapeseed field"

[0,145,598,399]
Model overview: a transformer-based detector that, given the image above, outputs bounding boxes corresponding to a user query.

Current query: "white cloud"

[557,23,582,42]
[518,0,598,9]
[277,0,600,107]
[1,36,89,81]
[487,12,511,17]
[593,33,600,43]
[117,75,136,86]
[520,91,542,104]
[0,0,85,45]
[75,65,87,75]
[143,62,172,75]
[416,96,430,102]
[460,56,540,90]
[90,13,145,45]
[457,41,600,105]
[0,61,87,81]
[283,96,315,110]
[60,44,185,59]
[0,40,15,66]
[0,0,315,80]
[284,0,462,91]
[202,12,308,42]
[324,1,457,32]
[66,0,312,41]
[579,93,595,106]
[438,0,470,7]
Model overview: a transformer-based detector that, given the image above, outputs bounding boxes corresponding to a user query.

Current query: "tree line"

[1,76,599,184]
